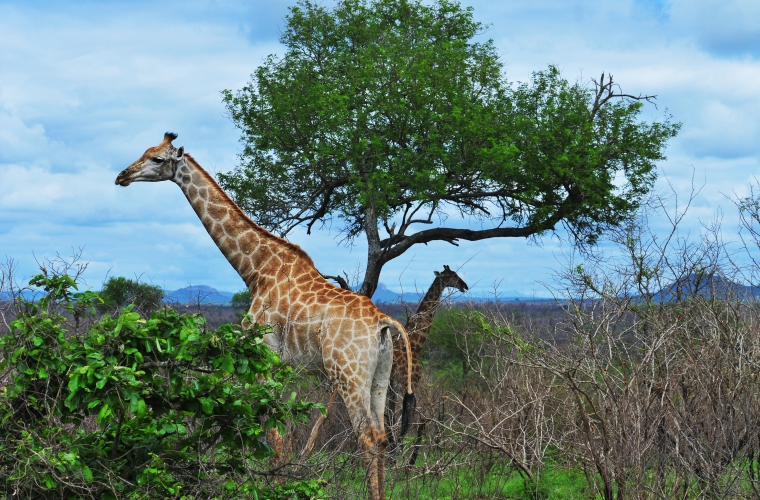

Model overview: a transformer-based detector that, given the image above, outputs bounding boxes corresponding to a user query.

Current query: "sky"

[1,0,759,299]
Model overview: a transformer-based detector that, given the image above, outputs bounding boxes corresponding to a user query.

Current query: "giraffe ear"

[434,271,441,277]
[175,146,184,159]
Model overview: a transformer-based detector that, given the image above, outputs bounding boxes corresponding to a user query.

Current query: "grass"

[300,447,590,500]
[386,462,588,500]
[303,449,760,499]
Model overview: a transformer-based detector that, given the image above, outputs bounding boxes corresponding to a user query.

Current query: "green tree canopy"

[220,0,680,298]
[99,276,164,315]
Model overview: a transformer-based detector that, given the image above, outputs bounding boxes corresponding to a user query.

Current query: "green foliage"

[99,276,164,316]
[0,273,324,499]
[230,290,253,322]
[425,308,492,379]
[220,0,680,297]
[230,289,253,311]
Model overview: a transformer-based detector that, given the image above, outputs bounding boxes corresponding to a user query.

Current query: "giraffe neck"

[171,154,313,289]
[406,277,447,353]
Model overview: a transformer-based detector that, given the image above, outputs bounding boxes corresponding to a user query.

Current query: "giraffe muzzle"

[115,169,133,186]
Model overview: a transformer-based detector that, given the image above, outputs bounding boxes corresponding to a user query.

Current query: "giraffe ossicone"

[116,132,415,500]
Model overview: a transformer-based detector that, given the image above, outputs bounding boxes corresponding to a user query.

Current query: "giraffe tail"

[384,317,416,439]
[401,392,416,438]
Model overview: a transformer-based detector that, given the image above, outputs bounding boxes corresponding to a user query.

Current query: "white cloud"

[1,0,759,296]
[669,0,760,57]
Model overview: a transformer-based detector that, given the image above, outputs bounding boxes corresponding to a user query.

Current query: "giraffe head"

[434,265,468,293]
[115,132,184,186]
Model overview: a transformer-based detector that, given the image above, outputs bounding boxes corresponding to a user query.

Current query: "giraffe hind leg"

[368,326,393,499]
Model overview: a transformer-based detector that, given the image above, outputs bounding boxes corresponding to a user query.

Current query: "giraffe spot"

[260,258,281,278]
[226,217,249,236]
[180,165,190,175]
[187,185,198,199]
[182,175,191,184]
[345,344,360,360]
[219,238,238,255]
[207,203,229,221]
[209,223,225,240]
[239,237,258,255]
[228,253,243,268]
[239,257,253,277]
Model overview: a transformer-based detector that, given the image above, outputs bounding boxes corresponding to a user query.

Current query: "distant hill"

[161,282,536,306]
[649,273,760,302]
[371,282,421,303]
[164,285,235,305]
[164,282,461,306]
[2,282,535,306]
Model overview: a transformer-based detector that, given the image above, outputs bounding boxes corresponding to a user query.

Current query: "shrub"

[0,272,324,499]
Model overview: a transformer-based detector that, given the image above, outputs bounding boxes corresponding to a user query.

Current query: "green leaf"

[43,474,56,489]
[81,465,94,482]
[201,398,214,415]
[136,398,146,418]
[97,403,112,422]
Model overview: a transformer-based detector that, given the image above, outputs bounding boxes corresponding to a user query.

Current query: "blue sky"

[1,0,759,298]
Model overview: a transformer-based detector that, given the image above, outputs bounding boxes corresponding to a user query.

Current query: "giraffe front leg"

[267,426,287,486]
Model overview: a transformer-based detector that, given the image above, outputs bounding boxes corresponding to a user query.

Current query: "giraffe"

[301,266,468,462]
[386,265,468,460]
[115,133,415,500]
[390,265,468,399]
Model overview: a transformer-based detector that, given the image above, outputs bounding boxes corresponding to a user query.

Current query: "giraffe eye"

[152,157,164,163]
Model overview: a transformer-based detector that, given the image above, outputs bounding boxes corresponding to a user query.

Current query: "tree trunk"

[358,203,383,299]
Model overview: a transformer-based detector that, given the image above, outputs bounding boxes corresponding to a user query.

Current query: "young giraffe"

[115,133,414,500]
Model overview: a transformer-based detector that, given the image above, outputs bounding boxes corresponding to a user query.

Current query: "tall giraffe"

[115,133,414,500]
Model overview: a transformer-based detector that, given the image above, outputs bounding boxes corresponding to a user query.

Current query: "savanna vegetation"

[0,258,324,499]
[4,0,760,498]
[3,192,760,499]
[267,185,760,500]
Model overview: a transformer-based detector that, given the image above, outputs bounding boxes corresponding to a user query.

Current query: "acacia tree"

[220,0,680,298]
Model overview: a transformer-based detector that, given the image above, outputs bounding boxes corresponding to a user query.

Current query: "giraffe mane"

[183,153,317,269]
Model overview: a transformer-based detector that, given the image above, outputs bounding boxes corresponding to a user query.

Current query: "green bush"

[425,308,493,381]
[99,276,164,316]
[230,289,253,322]
[230,290,252,311]
[0,272,324,499]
